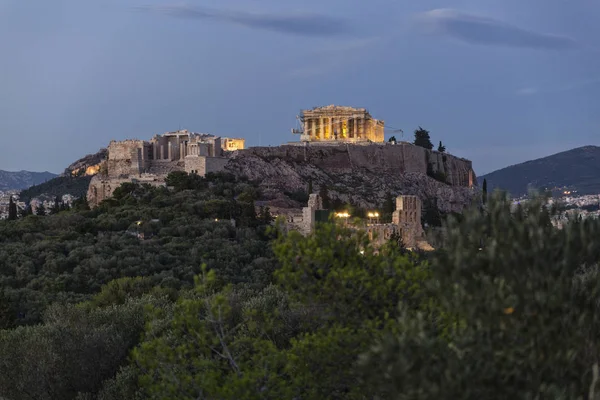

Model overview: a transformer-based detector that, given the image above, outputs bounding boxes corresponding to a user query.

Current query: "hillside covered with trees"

[1,172,600,399]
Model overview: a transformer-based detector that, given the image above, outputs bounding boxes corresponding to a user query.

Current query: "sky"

[1,0,600,175]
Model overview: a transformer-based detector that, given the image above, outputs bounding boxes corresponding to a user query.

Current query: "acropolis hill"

[87,105,477,212]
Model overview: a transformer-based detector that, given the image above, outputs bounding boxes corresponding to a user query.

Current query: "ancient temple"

[296,105,385,143]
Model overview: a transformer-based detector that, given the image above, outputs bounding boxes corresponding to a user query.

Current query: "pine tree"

[8,197,17,221]
[50,196,61,215]
[382,193,395,217]
[319,185,330,209]
[262,206,273,224]
[413,127,433,150]
[35,204,46,216]
[482,179,488,204]
[388,136,397,143]
[308,179,313,195]
[438,141,446,153]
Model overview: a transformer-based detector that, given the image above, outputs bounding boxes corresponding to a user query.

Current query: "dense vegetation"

[19,174,93,202]
[2,172,600,399]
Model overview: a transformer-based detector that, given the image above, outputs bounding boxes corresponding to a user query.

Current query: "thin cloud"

[516,87,539,96]
[416,9,577,50]
[517,77,600,96]
[138,4,353,37]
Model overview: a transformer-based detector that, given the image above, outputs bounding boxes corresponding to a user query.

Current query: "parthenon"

[296,105,385,143]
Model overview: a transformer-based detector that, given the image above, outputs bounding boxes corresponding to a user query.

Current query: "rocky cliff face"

[62,148,108,177]
[225,143,477,213]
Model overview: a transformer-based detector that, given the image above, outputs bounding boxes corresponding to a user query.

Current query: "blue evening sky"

[1,0,599,175]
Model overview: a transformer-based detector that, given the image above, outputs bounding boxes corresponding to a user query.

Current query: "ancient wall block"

[184,156,206,176]
[205,157,229,174]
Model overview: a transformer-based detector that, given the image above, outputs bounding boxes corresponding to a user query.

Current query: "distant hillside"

[0,170,56,191]
[19,175,93,202]
[19,148,107,202]
[479,146,600,196]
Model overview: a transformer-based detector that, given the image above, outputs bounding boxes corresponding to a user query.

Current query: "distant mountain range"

[479,145,600,197]
[0,170,57,191]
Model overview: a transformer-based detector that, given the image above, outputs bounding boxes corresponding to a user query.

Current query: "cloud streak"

[138,4,353,37]
[517,77,600,96]
[416,9,577,50]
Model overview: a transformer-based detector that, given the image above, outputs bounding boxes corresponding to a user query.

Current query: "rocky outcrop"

[225,143,477,213]
[62,148,108,177]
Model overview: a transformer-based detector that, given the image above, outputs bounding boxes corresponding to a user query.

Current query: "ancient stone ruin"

[87,130,242,207]
[298,192,429,250]
[295,105,385,143]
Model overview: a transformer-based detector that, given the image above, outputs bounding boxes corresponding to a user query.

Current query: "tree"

[7,196,17,221]
[318,185,330,209]
[50,196,61,215]
[72,196,90,211]
[35,203,46,216]
[19,203,32,218]
[438,141,446,153]
[307,178,313,195]
[388,136,397,143]
[382,192,395,220]
[134,226,431,399]
[259,206,273,225]
[482,178,488,204]
[361,193,600,399]
[413,126,433,150]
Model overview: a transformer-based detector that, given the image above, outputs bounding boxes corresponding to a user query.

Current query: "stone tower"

[392,195,424,248]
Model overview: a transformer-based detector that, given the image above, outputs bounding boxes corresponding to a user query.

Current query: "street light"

[335,211,350,225]
[367,211,380,224]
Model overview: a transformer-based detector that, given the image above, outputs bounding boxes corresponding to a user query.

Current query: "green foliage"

[165,170,207,192]
[438,140,446,152]
[35,203,46,216]
[388,135,397,143]
[482,178,488,204]
[382,192,395,221]
[19,175,93,203]
[318,185,331,209]
[49,195,61,215]
[8,196,17,221]
[361,193,600,399]
[0,173,276,326]
[8,167,600,399]
[132,224,431,399]
[0,296,170,400]
[413,126,434,150]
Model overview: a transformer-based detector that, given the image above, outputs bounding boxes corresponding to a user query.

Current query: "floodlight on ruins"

[335,212,350,218]
[367,211,380,224]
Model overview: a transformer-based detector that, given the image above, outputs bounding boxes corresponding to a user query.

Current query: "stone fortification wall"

[225,143,477,213]
[106,140,148,178]
[229,143,474,185]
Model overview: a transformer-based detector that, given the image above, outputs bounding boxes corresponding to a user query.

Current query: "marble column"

[360,118,365,139]
[319,117,324,140]
[328,118,333,140]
